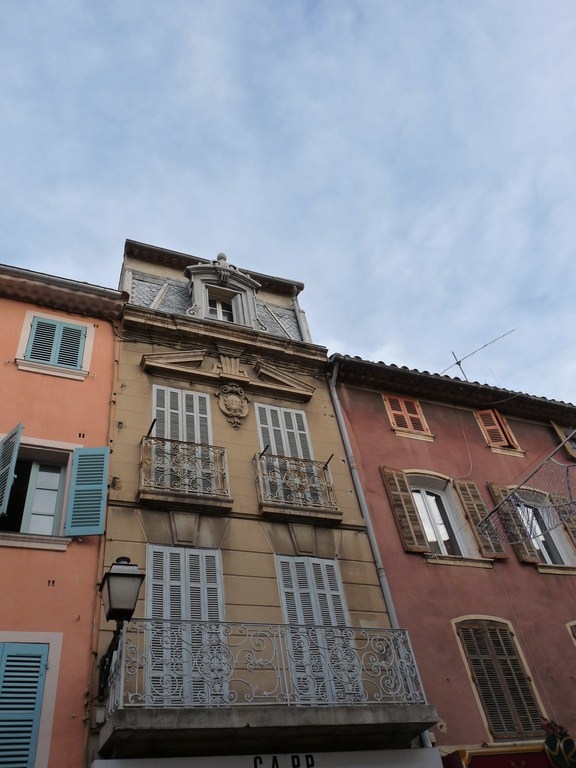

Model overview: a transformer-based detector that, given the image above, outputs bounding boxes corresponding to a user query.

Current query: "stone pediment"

[141,351,206,377]
[251,360,315,401]
[141,351,315,401]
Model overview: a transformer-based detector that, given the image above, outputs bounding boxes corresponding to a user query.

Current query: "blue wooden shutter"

[64,447,109,536]
[0,643,48,768]
[25,318,85,369]
[0,424,22,516]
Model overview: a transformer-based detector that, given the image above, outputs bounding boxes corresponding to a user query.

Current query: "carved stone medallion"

[215,383,250,429]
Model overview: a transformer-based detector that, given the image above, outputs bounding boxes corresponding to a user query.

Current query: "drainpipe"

[327,361,399,628]
[328,360,434,749]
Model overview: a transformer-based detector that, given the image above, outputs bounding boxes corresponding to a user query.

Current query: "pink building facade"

[329,354,576,768]
[0,265,125,768]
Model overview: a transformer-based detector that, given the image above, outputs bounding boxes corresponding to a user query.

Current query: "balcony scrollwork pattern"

[105,620,425,714]
[254,454,338,518]
[139,437,231,507]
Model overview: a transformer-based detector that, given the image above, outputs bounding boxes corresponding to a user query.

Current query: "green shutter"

[488,483,540,564]
[381,467,429,552]
[453,480,507,559]
[25,318,85,369]
[64,447,109,536]
[0,643,48,768]
[0,424,22,516]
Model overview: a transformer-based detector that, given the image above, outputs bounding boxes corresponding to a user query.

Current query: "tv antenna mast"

[441,328,516,381]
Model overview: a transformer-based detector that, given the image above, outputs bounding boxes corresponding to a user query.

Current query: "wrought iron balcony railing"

[254,454,338,518]
[105,620,425,714]
[139,437,231,507]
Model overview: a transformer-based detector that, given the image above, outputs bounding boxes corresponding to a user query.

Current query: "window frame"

[488,483,576,567]
[381,467,507,559]
[15,311,95,381]
[0,427,108,540]
[455,618,543,740]
[382,395,433,440]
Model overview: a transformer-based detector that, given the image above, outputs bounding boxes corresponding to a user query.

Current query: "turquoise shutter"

[25,318,85,369]
[64,447,109,536]
[0,424,22,516]
[0,642,48,768]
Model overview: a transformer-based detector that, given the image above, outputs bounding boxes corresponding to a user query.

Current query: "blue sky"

[2,2,576,403]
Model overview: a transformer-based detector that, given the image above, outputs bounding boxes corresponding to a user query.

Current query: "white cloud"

[1,1,575,401]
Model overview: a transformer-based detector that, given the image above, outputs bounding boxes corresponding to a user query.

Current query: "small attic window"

[186,254,261,329]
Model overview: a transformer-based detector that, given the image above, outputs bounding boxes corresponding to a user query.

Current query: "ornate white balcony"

[98,621,437,758]
[106,620,425,712]
[254,454,341,523]
[139,437,233,511]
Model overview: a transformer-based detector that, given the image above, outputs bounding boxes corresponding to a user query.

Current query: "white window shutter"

[153,386,211,444]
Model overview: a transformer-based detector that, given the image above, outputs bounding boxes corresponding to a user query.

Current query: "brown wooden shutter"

[453,480,507,559]
[457,620,542,739]
[549,494,576,549]
[380,467,429,552]
[488,483,540,564]
[476,410,510,447]
[385,397,430,435]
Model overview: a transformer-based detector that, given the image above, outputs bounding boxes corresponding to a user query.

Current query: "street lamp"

[98,557,145,699]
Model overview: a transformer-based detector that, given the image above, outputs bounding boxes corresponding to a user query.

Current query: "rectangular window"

[276,556,360,703]
[0,425,108,537]
[0,642,49,767]
[146,545,224,705]
[153,386,211,444]
[383,396,432,438]
[256,404,312,459]
[24,317,86,370]
[457,620,542,739]
[476,410,520,451]
[256,404,324,506]
[208,295,234,322]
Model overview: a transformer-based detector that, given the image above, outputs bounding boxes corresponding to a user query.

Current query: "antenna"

[441,328,516,379]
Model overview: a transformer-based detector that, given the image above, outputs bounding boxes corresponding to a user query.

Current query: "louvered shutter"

[153,386,211,444]
[457,621,542,739]
[25,318,85,369]
[0,424,22,516]
[56,324,85,368]
[0,642,48,768]
[146,546,224,705]
[311,559,347,626]
[549,494,576,550]
[256,405,312,459]
[277,556,353,703]
[64,447,109,536]
[488,483,540,564]
[453,480,507,559]
[385,396,430,434]
[476,411,518,449]
[381,467,429,552]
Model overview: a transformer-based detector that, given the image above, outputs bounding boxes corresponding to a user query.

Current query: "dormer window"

[186,253,261,328]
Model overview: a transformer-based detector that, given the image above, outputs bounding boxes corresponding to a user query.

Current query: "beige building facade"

[91,241,438,767]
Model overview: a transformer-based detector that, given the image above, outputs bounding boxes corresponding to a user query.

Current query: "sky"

[2,2,576,403]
